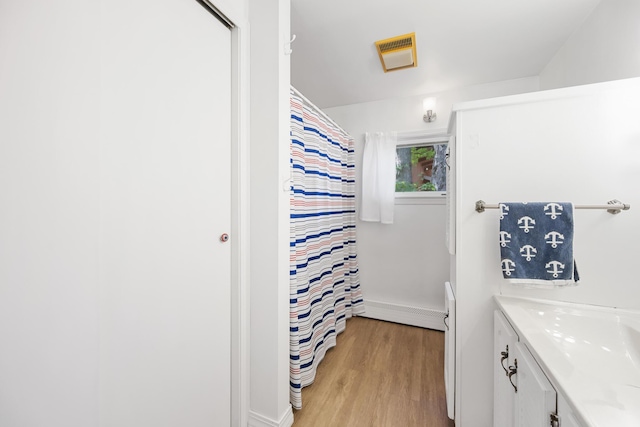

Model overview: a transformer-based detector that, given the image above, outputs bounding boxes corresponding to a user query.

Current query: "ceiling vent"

[375,32,417,73]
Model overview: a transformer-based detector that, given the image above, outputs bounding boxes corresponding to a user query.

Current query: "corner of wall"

[538,0,640,91]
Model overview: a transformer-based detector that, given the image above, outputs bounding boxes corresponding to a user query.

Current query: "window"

[395,142,447,194]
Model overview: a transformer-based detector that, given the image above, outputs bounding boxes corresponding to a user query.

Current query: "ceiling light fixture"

[374,32,417,73]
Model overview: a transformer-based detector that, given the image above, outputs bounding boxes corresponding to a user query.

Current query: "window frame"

[394,130,450,202]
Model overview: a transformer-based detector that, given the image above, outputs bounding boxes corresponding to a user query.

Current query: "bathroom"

[290,0,640,425]
[1,0,639,426]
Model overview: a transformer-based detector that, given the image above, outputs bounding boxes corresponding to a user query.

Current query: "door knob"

[220,233,229,243]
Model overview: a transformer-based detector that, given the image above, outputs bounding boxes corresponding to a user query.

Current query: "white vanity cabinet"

[494,310,581,427]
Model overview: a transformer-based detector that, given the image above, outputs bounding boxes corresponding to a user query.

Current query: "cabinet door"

[558,394,583,427]
[514,342,557,427]
[494,311,519,427]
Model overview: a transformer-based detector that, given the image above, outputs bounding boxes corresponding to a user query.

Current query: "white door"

[100,1,231,426]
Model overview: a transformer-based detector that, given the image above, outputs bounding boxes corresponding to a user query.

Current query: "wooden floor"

[292,317,455,427]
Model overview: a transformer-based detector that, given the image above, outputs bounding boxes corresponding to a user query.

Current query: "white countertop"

[495,295,640,427]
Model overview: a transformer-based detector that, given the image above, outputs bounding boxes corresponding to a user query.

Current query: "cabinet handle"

[500,345,509,376]
[508,358,518,393]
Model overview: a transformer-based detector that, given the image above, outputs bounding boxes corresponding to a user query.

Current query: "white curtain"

[360,131,398,224]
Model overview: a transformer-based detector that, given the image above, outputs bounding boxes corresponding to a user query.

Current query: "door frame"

[196,2,250,426]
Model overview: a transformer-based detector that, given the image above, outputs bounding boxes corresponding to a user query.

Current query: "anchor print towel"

[499,202,579,287]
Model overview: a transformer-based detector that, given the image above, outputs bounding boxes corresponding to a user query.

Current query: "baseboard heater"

[358,300,446,331]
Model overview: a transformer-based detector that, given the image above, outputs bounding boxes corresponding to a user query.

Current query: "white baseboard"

[359,300,446,331]
[248,405,294,427]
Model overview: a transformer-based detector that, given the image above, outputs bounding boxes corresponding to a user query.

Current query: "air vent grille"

[378,37,413,53]
[374,32,417,73]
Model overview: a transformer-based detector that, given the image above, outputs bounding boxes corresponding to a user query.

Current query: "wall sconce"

[423,97,437,122]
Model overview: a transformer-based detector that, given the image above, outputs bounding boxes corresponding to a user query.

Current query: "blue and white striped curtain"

[289,89,365,409]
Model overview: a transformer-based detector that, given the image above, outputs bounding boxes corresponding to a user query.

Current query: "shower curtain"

[289,89,365,409]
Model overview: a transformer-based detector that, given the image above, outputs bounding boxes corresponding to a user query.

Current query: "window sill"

[394,192,446,205]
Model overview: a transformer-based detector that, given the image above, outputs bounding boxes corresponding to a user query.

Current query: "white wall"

[0,2,100,426]
[322,77,539,320]
[540,0,640,90]
[452,77,640,426]
[248,0,294,426]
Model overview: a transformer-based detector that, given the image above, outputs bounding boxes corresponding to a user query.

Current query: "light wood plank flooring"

[292,316,455,427]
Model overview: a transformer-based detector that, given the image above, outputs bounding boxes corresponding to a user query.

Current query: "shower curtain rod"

[290,86,349,137]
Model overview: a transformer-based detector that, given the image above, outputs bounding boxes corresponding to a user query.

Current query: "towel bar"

[475,200,631,215]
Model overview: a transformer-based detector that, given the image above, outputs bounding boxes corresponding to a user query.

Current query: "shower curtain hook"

[284,34,297,55]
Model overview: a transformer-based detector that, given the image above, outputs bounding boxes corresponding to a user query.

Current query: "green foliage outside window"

[410,146,435,165]
[396,146,438,192]
[395,181,436,192]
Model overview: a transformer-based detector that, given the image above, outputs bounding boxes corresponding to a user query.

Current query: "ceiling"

[291,0,602,109]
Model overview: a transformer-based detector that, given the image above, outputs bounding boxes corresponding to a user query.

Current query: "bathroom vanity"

[494,296,640,427]
[446,77,640,427]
